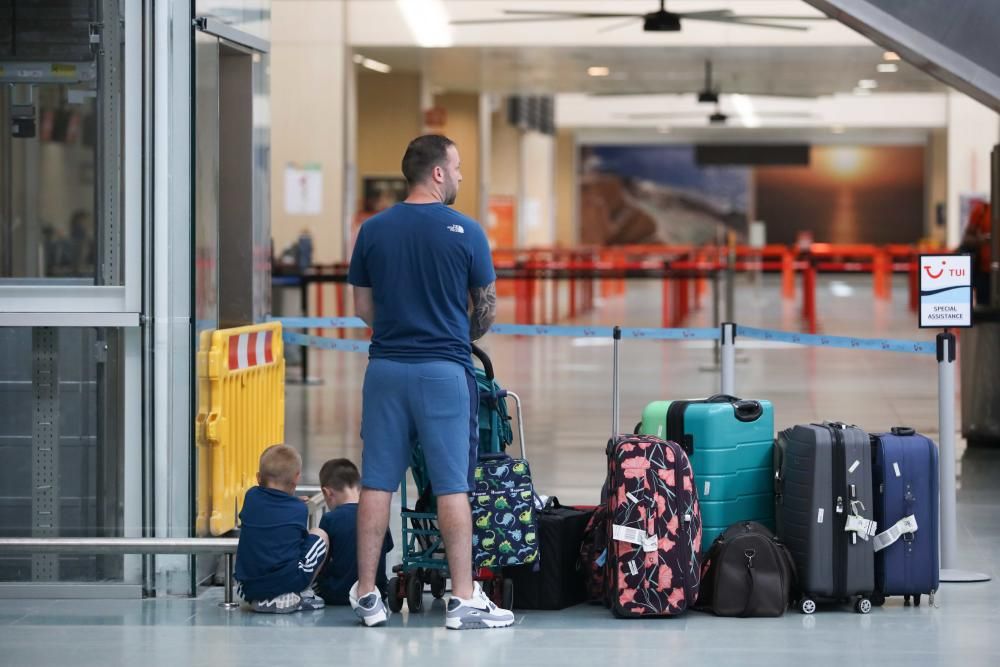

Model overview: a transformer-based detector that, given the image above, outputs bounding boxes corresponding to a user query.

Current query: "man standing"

[347,135,512,630]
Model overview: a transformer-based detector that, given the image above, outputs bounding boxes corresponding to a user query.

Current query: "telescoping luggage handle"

[612,326,621,438]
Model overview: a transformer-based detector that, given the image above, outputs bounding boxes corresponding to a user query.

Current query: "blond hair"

[258,444,302,490]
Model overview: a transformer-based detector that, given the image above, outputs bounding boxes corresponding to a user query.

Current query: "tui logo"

[923,261,945,280]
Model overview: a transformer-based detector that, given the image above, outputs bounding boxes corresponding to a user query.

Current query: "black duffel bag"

[503,498,594,610]
[696,521,797,617]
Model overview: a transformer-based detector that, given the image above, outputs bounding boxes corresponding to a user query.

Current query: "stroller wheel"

[387,576,404,613]
[429,571,447,599]
[406,572,424,613]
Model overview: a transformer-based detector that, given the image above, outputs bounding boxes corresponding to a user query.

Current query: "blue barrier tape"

[736,325,935,356]
[272,276,302,287]
[487,324,614,337]
[489,324,719,340]
[277,317,934,356]
[275,316,368,329]
[283,331,370,353]
[620,327,719,341]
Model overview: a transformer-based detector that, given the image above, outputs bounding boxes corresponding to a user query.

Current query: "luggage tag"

[873,515,918,552]
[844,500,876,542]
[613,524,646,545]
[613,524,659,552]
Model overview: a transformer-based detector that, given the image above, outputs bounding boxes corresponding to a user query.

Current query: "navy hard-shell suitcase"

[871,428,940,606]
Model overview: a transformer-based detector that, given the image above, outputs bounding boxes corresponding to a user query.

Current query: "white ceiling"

[347,1,952,133]
[356,45,946,98]
[348,0,870,48]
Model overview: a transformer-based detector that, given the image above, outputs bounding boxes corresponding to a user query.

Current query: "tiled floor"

[2,274,997,666]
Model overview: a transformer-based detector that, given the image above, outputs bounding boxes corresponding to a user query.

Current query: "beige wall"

[555,129,577,246]
[270,0,346,264]
[433,93,481,219]
[490,106,562,247]
[491,109,521,198]
[356,69,422,213]
[926,128,948,245]
[521,131,555,247]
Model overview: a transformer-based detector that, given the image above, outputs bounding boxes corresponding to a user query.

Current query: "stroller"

[385,345,525,613]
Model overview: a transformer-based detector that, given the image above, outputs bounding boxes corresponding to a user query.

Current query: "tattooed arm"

[354,286,375,326]
[468,282,497,341]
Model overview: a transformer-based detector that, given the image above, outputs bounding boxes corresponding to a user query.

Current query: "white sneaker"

[349,581,389,627]
[445,583,515,630]
[251,592,302,614]
[298,588,326,610]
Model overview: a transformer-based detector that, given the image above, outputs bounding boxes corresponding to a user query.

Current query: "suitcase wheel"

[855,597,872,615]
[914,594,921,607]
[904,595,911,607]
[799,598,817,615]
[871,591,886,607]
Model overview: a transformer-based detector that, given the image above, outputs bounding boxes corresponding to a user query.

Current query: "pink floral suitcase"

[600,327,702,618]
[603,433,702,617]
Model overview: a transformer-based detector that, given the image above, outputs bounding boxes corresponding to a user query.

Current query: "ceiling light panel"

[397,0,453,48]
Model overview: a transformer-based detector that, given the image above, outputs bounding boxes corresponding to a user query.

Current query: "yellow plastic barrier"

[195,322,285,536]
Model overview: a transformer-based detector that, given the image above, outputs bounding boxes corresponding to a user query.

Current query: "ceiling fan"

[451,0,830,33]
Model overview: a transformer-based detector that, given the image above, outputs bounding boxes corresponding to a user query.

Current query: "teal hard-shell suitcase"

[636,394,774,548]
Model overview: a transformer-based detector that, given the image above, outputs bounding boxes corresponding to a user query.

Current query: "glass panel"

[196,1,271,42]
[253,50,271,321]
[0,326,125,582]
[0,1,124,285]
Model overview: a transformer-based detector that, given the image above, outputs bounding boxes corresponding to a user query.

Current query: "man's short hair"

[319,458,361,492]
[258,444,302,488]
[401,134,455,186]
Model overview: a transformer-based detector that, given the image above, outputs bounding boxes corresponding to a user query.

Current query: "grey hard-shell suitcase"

[774,423,876,614]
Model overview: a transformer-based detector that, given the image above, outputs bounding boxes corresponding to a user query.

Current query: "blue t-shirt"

[314,503,394,605]
[347,202,496,370]
[234,486,308,598]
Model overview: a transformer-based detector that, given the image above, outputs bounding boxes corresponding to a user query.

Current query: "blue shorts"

[361,358,478,496]
[237,533,327,602]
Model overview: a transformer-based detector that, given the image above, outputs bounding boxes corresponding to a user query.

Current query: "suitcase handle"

[706,394,763,423]
[733,400,763,423]
[891,426,916,436]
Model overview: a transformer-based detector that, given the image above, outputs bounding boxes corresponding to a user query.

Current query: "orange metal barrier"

[287,242,928,331]
[196,322,285,536]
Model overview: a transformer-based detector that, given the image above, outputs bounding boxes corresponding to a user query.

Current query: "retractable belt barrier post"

[936,332,990,583]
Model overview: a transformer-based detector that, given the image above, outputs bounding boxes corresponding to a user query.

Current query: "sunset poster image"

[579,144,925,247]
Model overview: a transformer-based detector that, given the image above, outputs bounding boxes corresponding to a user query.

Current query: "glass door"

[0,0,141,590]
